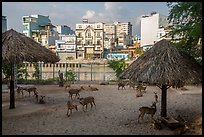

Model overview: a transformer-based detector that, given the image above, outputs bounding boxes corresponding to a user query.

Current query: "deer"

[25,87,38,97]
[67,86,84,100]
[118,82,126,90]
[138,102,157,123]
[154,92,158,103]
[136,84,147,93]
[66,100,78,117]
[39,95,46,104]
[16,86,25,96]
[88,85,98,91]
[79,96,96,112]
[16,86,38,97]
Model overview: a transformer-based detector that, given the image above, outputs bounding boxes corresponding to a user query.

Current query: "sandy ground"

[2,83,202,135]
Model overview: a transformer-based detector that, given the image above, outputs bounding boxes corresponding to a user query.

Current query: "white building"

[55,34,77,62]
[104,23,116,50]
[75,20,104,59]
[2,16,7,33]
[104,22,133,50]
[141,12,169,48]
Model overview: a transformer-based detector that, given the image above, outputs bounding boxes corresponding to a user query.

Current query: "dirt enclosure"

[2,83,202,135]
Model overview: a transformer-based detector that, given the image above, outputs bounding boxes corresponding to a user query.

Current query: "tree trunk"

[161,85,167,117]
[9,64,15,109]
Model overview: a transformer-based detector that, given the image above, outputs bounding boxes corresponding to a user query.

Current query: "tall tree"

[167,2,202,60]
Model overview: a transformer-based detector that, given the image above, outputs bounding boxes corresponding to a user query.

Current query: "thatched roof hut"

[2,29,60,64]
[2,29,60,109]
[119,39,202,117]
[120,39,202,86]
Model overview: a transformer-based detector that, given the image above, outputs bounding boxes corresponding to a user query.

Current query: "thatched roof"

[120,39,202,86]
[2,29,60,64]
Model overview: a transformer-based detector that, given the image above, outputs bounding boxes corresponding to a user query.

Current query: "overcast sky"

[2,2,169,36]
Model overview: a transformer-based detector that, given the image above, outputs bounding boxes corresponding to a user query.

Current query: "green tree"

[32,62,40,80]
[108,59,128,79]
[2,64,29,81]
[65,69,76,82]
[167,2,202,62]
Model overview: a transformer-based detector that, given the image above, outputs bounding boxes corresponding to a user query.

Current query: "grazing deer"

[39,95,45,104]
[66,100,78,117]
[79,96,96,112]
[67,86,84,100]
[154,92,158,103]
[118,82,126,90]
[136,85,147,93]
[138,102,157,123]
[88,85,98,91]
[16,86,24,96]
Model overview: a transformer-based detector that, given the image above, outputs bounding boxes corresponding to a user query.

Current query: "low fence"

[23,62,117,82]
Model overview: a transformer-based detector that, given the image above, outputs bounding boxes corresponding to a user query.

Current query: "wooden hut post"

[161,85,167,117]
[9,64,15,109]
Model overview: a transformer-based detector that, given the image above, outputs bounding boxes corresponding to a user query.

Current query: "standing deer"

[79,96,96,112]
[118,82,126,90]
[66,100,78,117]
[138,102,157,123]
[136,85,147,93]
[67,86,84,100]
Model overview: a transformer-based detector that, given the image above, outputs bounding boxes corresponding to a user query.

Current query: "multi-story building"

[104,23,116,50]
[2,16,7,33]
[22,14,59,47]
[104,22,132,50]
[141,12,170,50]
[55,34,77,62]
[75,20,104,59]
[114,21,132,36]
[114,21,133,48]
[55,25,75,35]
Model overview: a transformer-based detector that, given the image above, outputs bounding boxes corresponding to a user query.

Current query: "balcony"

[85,36,93,39]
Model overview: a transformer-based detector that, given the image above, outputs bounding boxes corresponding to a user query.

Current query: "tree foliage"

[167,2,202,60]
[108,59,128,79]
[65,69,76,82]
[2,64,29,81]
[32,62,40,80]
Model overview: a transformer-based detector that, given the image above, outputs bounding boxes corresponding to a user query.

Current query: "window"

[23,25,29,30]
[97,40,100,45]
[78,33,81,38]
[97,32,100,37]
[97,25,100,28]
[79,25,82,28]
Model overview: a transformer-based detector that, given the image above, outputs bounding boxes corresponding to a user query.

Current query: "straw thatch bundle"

[2,29,60,64]
[120,39,202,86]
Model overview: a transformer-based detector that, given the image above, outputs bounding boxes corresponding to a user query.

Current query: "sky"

[2,2,170,36]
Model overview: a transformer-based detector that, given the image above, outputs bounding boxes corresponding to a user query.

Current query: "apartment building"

[141,12,170,50]
[2,16,7,33]
[75,20,104,59]
[22,14,59,47]
[104,23,116,50]
[104,21,132,50]
[114,21,133,47]
[55,34,77,62]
